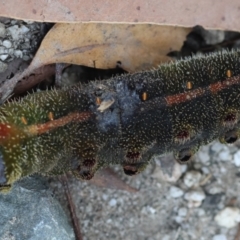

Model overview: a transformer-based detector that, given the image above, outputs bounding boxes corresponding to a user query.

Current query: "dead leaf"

[0,22,191,102]
[29,23,190,72]
[0,0,240,31]
[89,168,138,193]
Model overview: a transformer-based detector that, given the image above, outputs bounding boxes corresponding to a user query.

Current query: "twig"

[60,175,83,240]
[235,223,240,240]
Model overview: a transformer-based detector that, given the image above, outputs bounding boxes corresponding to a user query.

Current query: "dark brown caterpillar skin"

[1,49,240,192]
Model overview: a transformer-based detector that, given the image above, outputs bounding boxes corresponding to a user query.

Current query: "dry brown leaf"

[0,23,190,102]
[1,0,240,31]
[89,168,138,193]
[30,23,190,72]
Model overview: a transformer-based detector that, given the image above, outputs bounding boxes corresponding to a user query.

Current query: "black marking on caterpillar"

[1,49,240,192]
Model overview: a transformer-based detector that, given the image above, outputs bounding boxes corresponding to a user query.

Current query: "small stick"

[235,223,240,240]
[60,175,83,240]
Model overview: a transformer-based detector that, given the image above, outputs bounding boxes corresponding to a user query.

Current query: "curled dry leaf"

[31,23,190,72]
[0,22,191,102]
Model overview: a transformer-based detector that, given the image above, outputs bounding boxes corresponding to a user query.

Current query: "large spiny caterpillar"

[1,49,240,192]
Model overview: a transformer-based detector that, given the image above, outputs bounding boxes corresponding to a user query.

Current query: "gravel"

[49,140,240,240]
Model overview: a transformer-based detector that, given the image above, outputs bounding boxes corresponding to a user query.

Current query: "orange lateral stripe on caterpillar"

[166,75,240,105]
[27,111,92,135]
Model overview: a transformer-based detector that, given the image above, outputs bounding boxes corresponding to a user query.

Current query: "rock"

[152,154,182,183]
[141,205,156,215]
[0,175,75,240]
[212,234,227,240]
[204,182,224,195]
[184,189,206,208]
[0,54,8,61]
[201,166,210,174]
[22,55,30,61]
[197,209,206,216]
[7,25,30,40]
[2,40,12,48]
[169,186,184,198]
[218,149,232,161]
[0,46,7,54]
[197,151,210,164]
[202,194,223,209]
[174,207,188,223]
[178,207,188,217]
[109,198,117,207]
[214,207,240,228]
[0,22,6,38]
[211,141,224,152]
[14,49,23,58]
[183,170,202,188]
[233,150,240,167]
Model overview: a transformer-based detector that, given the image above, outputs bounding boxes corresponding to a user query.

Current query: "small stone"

[14,49,23,58]
[23,20,34,24]
[197,209,205,216]
[201,166,210,174]
[202,194,223,209]
[162,236,171,240]
[102,194,108,201]
[211,142,224,152]
[11,20,17,25]
[22,55,30,61]
[152,153,183,183]
[0,46,7,54]
[178,207,187,217]
[198,151,210,164]
[8,48,14,55]
[184,189,206,201]
[174,215,184,224]
[2,40,12,48]
[212,235,227,240]
[184,189,206,208]
[152,161,182,183]
[214,207,240,228]
[169,186,184,198]
[183,170,202,188]
[181,164,188,173]
[109,198,117,207]
[106,219,112,224]
[7,25,30,40]
[144,206,156,215]
[141,205,156,215]
[21,42,31,49]
[0,54,8,61]
[0,22,6,38]
[218,149,232,161]
[21,25,30,33]
[205,183,224,195]
[233,151,240,167]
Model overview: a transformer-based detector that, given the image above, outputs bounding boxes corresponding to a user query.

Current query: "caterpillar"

[1,49,240,192]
